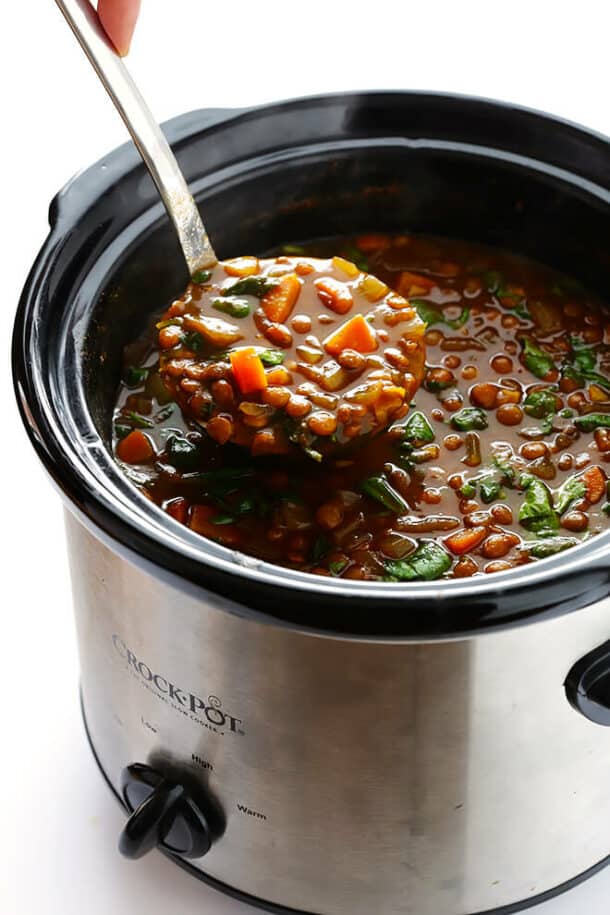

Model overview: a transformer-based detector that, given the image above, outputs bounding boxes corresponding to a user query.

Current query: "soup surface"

[113,234,610,581]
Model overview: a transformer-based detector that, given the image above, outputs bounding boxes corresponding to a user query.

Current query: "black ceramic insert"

[12,92,610,638]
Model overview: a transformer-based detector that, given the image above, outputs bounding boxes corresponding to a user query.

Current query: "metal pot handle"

[565,640,610,726]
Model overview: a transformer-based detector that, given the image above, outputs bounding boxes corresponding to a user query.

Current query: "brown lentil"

[453,556,479,576]
[286,395,312,418]
[561,511,589,533]
[520,442,549,461]
[427,367,455,388]
[424,329,443,345]
[308,411,338,436]
[210,379,235,408]
[291,314,312,333]
[442,393,464,412]
[484,560,513,574]
[595,429,610,452]
[496,404,523,425]
[263,386,291,408]
[574,453,591,469]
[206,414,234,445]
[490,354,513,373]
[443,434,464,451]
[470,383,498,409]
[481,532,520,559]
[337,349,366,371]
[490,504,513,524]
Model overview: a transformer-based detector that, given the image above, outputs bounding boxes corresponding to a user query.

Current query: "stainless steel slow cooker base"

[69,511,610,915]
[81,696,610,915]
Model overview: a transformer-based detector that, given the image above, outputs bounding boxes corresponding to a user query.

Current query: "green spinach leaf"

[523,389,557,419]
[518,478,559,533]
[520,338,555,379]
[259,349,285,366]
[553,475,586,515]
[223,276,278,297]
[527,537,579,558]
[385,541,452,581]
[360,475,409,513]
[479,477,503,504]
[450,407,488,432]
[400,411,435,446]
[211,296,250,318]
[574,414,610,433]
[412,300,470,330]
[192,269,212,284]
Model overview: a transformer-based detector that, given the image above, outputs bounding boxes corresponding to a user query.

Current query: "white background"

[2,1,610,913]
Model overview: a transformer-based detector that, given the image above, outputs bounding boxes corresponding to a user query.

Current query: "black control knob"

[565,640,610,726]
[119,763,213,860]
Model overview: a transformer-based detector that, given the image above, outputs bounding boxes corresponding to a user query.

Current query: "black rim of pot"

[12,90,610,639]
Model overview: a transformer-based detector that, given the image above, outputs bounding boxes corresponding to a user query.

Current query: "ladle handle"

[54,0,217,275]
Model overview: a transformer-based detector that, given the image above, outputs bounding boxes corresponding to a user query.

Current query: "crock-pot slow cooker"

[12,92,610,915]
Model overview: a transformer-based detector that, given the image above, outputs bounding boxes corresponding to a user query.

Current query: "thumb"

[98,0,142,57]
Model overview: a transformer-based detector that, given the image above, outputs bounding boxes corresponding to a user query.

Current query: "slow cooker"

[12,92,610,915]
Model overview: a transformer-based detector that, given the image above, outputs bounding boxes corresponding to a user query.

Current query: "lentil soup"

[113,234,610,581]
[152,256,426,460]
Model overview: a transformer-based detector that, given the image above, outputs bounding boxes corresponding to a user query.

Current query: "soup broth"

[113,234,610,581]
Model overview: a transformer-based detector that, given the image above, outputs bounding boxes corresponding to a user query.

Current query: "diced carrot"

[116,429,155,464]
[167,299,187,317]
[332,256,360,278]
[444,526,487,556]
[261,273,301,323]
[359,274,389,302]
[229,347,268,394]
[189,505,241,545]
[324,314,378,356]
[266,366,293,386]
[189,504,215,526]
[314,277,354,314]
[165,497,189,525]
[583,465,606,503]
[356,233,390,252]
[158,325,182,349]
[396,270,435,297]
[223,256,259,277]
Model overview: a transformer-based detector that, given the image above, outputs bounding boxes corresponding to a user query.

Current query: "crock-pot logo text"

[112,635,244,735]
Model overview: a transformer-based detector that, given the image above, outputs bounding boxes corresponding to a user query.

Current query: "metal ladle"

[54,0,427,456]
[55,0,217,276]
